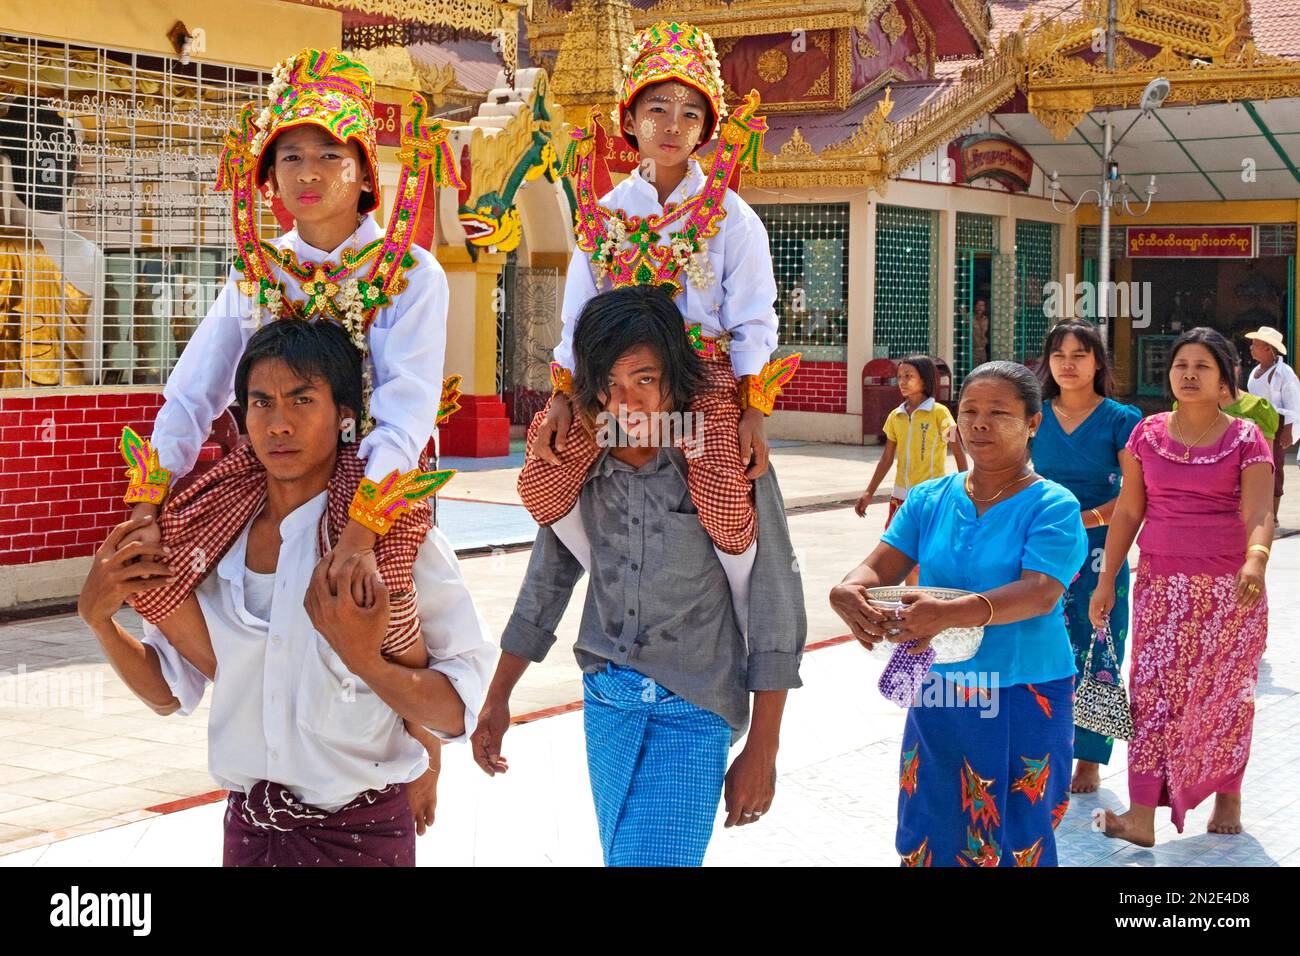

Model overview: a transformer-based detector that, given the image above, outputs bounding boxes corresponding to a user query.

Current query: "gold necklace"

[966,470,1035,503]
[1172,410,1220,463]
[1053,395,1102,421]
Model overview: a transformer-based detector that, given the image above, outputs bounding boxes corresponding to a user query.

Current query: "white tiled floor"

[5,591,1298,868]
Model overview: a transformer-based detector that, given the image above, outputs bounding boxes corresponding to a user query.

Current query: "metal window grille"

[1258,224,1296,257]
[751,202,849,355]
[874,204,936,359]
[0,34,271,389]
[953,212,998,385]
[1014,219,1058,362]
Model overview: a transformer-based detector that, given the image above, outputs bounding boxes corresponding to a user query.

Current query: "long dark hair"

[961,360,1043,416]
[1170,326,1238,400]
[897,354,937,399]
[1037,320,1114,400]
[571,285,706,422]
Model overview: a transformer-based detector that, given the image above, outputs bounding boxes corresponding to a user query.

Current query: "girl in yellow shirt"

[856,354,967,525]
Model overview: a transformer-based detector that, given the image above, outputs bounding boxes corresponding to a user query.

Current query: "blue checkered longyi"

[583,663,732,867]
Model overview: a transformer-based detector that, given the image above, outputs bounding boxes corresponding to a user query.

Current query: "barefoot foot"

[1207,792,1243,835]
[1070,760,1102,793]
[1092,807,1156,847]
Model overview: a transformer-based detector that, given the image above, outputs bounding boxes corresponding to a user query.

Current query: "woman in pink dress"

[1089,327,1274,846]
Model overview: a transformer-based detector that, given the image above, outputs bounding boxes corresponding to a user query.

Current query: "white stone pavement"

[5,535,1298,868]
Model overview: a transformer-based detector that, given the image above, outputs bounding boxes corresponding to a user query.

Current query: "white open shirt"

[1248,359,1300,446]
[143,490,496,812]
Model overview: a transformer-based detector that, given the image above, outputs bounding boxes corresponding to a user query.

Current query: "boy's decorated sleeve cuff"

[737,353,801,416]
[349,467,455,535]
[550,362,574,397]
[120,426,173,506]
[438,374,463,426]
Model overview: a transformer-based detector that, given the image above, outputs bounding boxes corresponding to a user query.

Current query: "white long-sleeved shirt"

[151,215,449,483]
[142,489,497,812]
[556,158,779,380]
[1248,358,1300,446]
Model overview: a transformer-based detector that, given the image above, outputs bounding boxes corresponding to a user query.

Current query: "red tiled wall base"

[774,361,848,414]
[0,393,165,566]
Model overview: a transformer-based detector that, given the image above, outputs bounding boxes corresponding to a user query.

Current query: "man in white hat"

[1245,326,1299,521]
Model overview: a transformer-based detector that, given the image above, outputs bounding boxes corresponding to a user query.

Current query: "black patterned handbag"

[1073,623,1134,742]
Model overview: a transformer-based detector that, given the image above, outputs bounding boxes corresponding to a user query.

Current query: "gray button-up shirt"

[501,447,806,738]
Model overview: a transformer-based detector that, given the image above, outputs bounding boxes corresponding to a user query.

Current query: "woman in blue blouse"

[1031,321,1142,793]
[831,362,1086,867]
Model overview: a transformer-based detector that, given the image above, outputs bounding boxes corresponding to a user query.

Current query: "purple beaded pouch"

[878,641,937,708]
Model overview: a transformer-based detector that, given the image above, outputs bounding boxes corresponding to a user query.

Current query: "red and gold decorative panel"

[717,31,852,114]
[849,21,926,101]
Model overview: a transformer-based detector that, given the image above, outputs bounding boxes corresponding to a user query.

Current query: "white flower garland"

[250,58,294,158]
[335,279,376,435]
[590,217,712,290]
[670,233,714,289]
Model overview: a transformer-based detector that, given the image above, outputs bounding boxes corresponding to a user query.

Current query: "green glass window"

[874,204,937,359]
[752,202,850,356]
[1014,219,1058,361]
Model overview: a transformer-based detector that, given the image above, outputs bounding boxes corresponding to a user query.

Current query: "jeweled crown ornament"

[619,21,727,148]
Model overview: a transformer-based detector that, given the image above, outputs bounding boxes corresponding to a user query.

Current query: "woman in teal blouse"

[831,362,1086,866]
[1031,320,1142,793]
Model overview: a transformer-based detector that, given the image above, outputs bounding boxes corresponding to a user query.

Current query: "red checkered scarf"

[128,443,427,656]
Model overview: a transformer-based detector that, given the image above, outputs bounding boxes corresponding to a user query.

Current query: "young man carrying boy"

[473,286,806,867]
[81,320,494,866]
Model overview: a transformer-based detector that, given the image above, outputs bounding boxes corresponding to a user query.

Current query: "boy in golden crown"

[518,22,798,628]
[112,49,467,837]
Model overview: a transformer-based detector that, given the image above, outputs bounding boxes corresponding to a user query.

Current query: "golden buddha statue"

[0,103,101,388]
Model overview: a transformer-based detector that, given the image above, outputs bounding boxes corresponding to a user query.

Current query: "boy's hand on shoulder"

[532,395,573,465]
[739,406,769,479]
[323,519,379,600]
[117,503,163,551]
[79,516,175,626]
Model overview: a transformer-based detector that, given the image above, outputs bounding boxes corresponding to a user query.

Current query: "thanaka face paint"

[955,378,1040,466]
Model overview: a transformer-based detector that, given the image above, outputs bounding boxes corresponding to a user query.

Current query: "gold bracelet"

[1090,508,1105,528]
[974,593,995,627]
[1247,544,1271,560]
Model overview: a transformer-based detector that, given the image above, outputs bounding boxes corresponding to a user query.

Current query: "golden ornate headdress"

[618,21,727,149]
[250,48,381,214]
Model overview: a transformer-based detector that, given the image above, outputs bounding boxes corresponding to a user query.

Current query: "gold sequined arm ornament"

[738,353,801,416]
[550,362,574,396]
[560,111,599,178]
[120,426,173,506]
[349,467,456,536]
[438,374,463,425]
